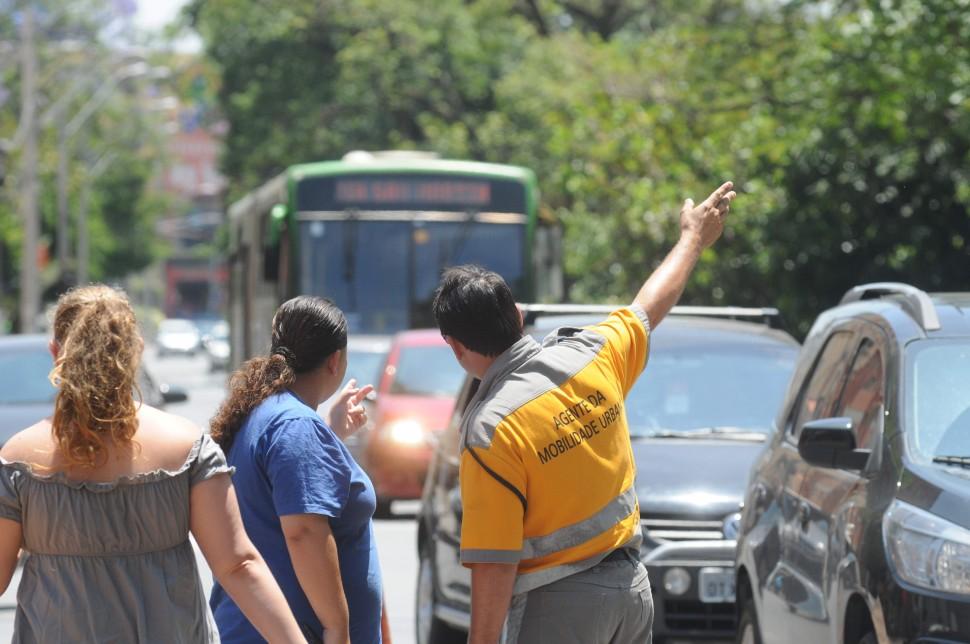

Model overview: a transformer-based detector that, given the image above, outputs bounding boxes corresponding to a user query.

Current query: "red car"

[363,329,466,515]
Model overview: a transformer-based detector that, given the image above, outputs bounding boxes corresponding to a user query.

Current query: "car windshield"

[627,345,796,436]
[907,340,970,461]
[208,321,229,340]
[389,345,465,397]
[0,348,56,405]
[197,319,227,338]
[346,349,387,389]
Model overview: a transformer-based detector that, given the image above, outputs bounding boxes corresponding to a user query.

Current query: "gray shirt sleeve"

[189,434,235,487]
[0,465,21,523]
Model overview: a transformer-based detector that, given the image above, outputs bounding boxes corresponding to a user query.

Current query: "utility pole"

[18,7,40,333]
[56,129,70,280]
[76,175,91,286]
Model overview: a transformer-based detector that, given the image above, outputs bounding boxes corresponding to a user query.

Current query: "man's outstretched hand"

[680,181,736,249]
[634,180,737,327]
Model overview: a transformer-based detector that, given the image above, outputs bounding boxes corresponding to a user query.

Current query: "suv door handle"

[797,501,811,529]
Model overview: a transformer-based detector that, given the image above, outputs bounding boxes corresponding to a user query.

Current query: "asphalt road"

[0,349,420,644]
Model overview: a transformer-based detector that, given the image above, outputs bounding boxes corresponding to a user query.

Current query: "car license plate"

[698,567,736,603]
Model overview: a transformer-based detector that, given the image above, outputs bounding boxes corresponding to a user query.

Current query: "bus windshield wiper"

[342,212,358,310]
[632,427,767,442]
[440,211,476,268]
[933,455,970,468]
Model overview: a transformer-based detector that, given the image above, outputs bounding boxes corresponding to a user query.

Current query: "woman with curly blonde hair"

[0,284,305,643]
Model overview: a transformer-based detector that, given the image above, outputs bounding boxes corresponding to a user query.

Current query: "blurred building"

[152,69,227,320]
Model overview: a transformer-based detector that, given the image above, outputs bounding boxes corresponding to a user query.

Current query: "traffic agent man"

[431,181,736,643]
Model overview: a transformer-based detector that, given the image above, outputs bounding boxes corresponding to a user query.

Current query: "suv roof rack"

[519,303,785,330]
[839,282,941,331]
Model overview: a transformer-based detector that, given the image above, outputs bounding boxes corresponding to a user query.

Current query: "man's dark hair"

[432,265,522,357]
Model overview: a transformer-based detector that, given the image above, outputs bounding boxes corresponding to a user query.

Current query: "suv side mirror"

[798,417,870,470]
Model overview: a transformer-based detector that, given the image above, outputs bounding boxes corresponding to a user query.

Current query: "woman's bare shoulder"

[0,420,55,463]
[135,405,206,467]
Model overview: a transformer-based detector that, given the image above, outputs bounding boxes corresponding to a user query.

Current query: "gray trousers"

[503,555,654,644]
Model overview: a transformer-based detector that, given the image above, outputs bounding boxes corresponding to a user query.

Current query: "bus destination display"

[334,178,491,206]
[296,173,527,213]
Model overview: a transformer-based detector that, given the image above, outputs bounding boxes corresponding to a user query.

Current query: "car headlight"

[663,567,691,596]
[385,419,426,445]
[883,499,970,595]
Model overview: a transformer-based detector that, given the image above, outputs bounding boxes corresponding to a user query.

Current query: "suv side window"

[833,338,884,451]
[789,331,854,437]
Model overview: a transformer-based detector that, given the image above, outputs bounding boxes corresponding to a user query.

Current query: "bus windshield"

[298,219,526,334]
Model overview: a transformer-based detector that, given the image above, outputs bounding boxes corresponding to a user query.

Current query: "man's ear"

[48,340,59,360]
[443,335,465,363]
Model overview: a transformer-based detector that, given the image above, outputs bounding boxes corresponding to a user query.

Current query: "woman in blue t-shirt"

[209,296,390,644]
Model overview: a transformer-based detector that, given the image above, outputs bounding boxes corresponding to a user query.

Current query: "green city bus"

[227,151,561,366]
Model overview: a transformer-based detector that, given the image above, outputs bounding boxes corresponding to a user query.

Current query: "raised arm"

[190,474,305,643]
[633,181,736,327]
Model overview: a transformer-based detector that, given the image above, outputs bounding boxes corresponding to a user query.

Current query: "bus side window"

[263,241,280,282]
[263,203,288,282]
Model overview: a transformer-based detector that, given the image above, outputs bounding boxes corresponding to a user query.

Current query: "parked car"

[735,283,970,644]
[0,334,189,446]
[201,320,231,371]
[357,329,466,516]
[416,305,799,644]
[156,318,202,357]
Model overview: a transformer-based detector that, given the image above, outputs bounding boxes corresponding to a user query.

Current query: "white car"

[202,321,231,371]
[156,319,202,357]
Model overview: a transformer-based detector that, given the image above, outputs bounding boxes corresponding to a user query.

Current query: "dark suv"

[416,305,799,644]
[735,283,970,644]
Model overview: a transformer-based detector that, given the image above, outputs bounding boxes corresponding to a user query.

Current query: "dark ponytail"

[210,296,347,450]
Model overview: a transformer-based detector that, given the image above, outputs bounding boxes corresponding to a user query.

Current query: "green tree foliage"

[190,0,970,333]
[186,0,530,199]
[0,0,174,319]
[758,0,970,328]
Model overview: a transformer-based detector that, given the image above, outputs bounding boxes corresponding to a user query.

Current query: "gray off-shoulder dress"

[0,433,232,643]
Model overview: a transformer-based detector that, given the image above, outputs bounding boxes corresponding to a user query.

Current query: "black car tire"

[416,542,466,644]
[736,596,762,644]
